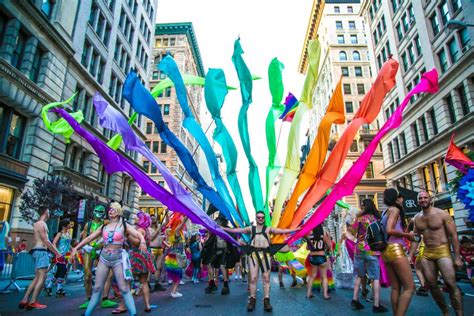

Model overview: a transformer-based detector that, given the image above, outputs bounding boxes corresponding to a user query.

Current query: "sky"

[156,0,314,217]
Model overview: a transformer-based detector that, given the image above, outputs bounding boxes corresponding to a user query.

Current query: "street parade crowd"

[10,188,471,316]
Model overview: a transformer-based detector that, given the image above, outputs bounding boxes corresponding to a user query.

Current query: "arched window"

[339,51,347,61]
[353,51,361,61]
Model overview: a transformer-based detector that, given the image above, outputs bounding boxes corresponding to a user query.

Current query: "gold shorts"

[151,247,163,257]
[382,243,407,263]
[421,244,451,261]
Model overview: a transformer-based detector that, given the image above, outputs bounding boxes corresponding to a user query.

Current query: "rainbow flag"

[279,93,299,122]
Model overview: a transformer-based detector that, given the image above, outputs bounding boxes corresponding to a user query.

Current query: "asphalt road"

[0,272,473,315]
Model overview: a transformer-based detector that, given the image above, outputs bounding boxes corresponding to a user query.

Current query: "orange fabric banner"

[290,59,399,228]
[445,134,474,174]
[276,78,345,233]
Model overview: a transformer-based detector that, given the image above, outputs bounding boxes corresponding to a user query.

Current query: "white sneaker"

[168,280,172,285]
[171,292,183,298]
[179,280,185,285]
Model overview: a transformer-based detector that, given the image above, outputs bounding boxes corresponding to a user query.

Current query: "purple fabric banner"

[54,107,238,245]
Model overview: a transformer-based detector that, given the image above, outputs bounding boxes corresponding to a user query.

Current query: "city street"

[0,272,473,315]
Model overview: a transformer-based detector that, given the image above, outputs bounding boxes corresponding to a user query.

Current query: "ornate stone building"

[0,0,157,241]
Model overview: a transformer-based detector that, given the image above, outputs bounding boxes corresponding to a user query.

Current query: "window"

[145,141,151,149]
[430,14,440,36]
[345,101,354,113]
[459,28,470,50]
[350,34,358,44]
[160,142,167,153]
[30,47,45,83]
[408,45,415,64]
[402,14,409,32]
[336,21,343,30]
[11,30,27,69]
[150,164,157,174]
[394,138,401,160]
[421,116,429,141]
[89,2,98,26]
[452,0,461,11]
[339,51,347,61]
[348,6,353,13]
[457,85,470,115]
[412,122,420,147]
[146,122,152,134]
[400,132,407,155]
[355,67,363,77]
[428,108,438,135]
[439,1,450,25]
[153,141,159,153]
[163,104,170,115]
[0,105,26,160]
[445,94,457,123]
[349,21,356,30]
[437,49,448,73]
[447,38,459,63]
[353,51,361,61]
[350,140,358,152]
[414,35,422,56]
[343,84,351,94]
[388,143,394,163]
[341,67,349,77]
[334,6,340,13]
[365,162,374,178]
[143,161,150,172]
[357,84,365,94]
[41,0,55,18]
[337,35,344,44]
[391,0,398,12]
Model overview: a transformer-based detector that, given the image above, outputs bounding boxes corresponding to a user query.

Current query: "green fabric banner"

[264,58,285,222]
[231,38,264,219]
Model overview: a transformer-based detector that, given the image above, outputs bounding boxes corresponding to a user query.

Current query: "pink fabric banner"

[287,69,439,244]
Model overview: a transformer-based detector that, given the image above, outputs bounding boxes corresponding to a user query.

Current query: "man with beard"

[409,191,463,316]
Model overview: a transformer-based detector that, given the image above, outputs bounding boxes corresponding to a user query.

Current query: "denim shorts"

[31,249,50,270]
[353,253,380,280]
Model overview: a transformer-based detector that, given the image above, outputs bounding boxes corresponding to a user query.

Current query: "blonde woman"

[71,202,146,316]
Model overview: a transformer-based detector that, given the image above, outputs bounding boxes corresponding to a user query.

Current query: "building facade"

[300,0,386,225]
[0,0,157,241]
[139,22,205,219]
[360,0,474,231]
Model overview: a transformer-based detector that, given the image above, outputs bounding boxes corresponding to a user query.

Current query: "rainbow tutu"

[165,253,183,282]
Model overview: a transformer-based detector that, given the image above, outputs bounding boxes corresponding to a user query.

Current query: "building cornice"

[298,1,325,74]
[155,22,205,77]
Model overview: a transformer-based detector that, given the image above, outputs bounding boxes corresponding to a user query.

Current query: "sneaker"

[351,300,364,310]
[373,305,388,313]
[79,300,90,309]
[279,281,285,288]
[168,280,172,285]
[101,299,118,308]
[221,286,230,295]
[170,292,183,298]
[18,301,28,309]
[180,280,185,285]
[290,280,297,288]
[27,302,47,310]
[45,286,53,296]
[154,283,166,291]
[56,289,66,296]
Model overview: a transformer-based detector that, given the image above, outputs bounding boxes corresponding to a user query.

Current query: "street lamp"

[446,19,474,30]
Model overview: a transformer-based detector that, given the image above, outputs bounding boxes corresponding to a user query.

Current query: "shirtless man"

[150,214,169,291]
[409,191,463,316]
[223,210,300,312]
[18,206,61,310]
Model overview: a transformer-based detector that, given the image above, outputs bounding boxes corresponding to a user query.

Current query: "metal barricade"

[1,251,35,293]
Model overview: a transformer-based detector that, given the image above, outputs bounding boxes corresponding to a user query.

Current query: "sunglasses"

[256,216,265,220]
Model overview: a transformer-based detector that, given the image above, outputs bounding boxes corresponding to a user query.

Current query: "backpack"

[364,215,388,252]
